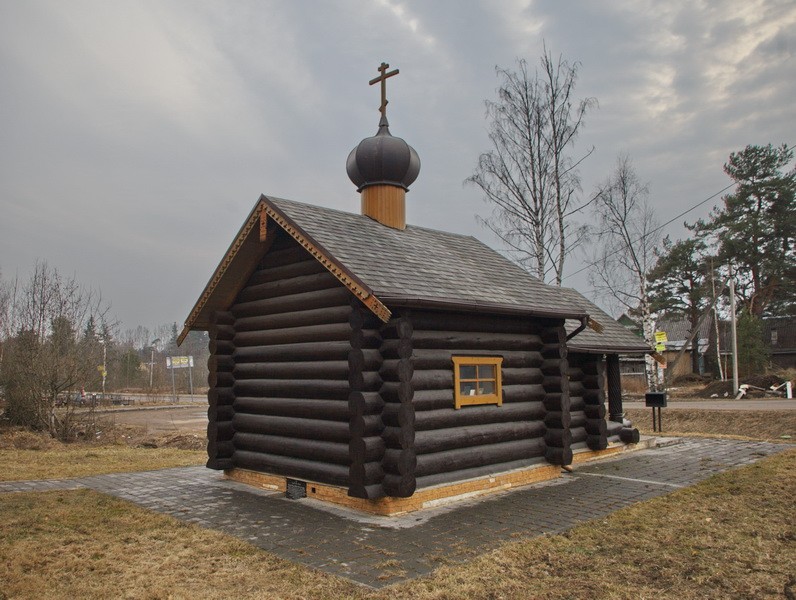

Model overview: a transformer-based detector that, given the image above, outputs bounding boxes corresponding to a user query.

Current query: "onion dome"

[346,115,421,192]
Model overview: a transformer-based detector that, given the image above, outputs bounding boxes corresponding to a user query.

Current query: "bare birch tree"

[467,45,596,284]
[590,155,661,388]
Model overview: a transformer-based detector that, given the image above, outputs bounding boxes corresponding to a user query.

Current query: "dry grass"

[0,489,362,600]
[0,427,204,481]
[626,408,796,442]
[1,451,794,599]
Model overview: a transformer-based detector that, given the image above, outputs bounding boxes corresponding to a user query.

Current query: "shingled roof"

[180,195,590,340]
[560,288,652,354]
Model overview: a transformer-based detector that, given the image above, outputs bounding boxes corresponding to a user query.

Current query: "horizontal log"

[587,434,608,451]
[414,421,545,455]
[412,330,542,351]
[234,379,350,401]
[209,324,235,341]
[411,349,543,370]
[380,381,414,404]
[347,483,386,500]
[414,401,544,431]
[582,375,601,389]
[349,436,386,464]
[411,369,452,391]
[349,414,384,438]
[502,384,546,402]
[209,339,235,355]
[585,419,608,437]
[410,311,541,335]
[233,322,352,347]
[620,427,640,444]
[210,311,236,326]
[541,359,564,375]
[233,450,350,487]
[208,355,235,373]
[380,319,413,340]
[540,327,565,344]
[209,371,234,388]
[415,437,546,478]
[382,403,416,428]
[208,387,235,406]
[233,432,350,465]
[412,389,454,411]
[416,456,547,489]
[236,271,340,303]
[348,391,384,417]
[247,256,325,285]
[570,396,585,411]
[382,426,415,449]
[233,396,349,421]
[208,403,234,422]
[258,245,312,270]
[545,446,573,466]
[348,371,382,393]
[568,381,585,397]
[584,403,606,420]
[383,448,417,475]
[570,426,587,444]
[381,473,416,498]
[232,287,352,319]
[232,413,350,442]
[542,393,570,412]
[606,420,624,436]
[234,341,351,363]
[207,439,234,458]
[348,461,384,486]
[544,410,571,430]
[380,338,413,359]
[570,412,586,428]
[544,428,572,448]
[350,329,381,350]
[234,305,352,333]
[379,359,414,383]
[348,348,382,373]
[502,368,544,386]
[541,343,566,359]
[542,376,566,393]
[208,421,234,442]
[207,457,234,470]
[234,360,349,381]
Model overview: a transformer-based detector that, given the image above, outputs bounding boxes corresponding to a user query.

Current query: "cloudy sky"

[1,0,794,333]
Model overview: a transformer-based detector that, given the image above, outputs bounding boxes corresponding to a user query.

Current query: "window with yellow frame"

[452,356,503,409]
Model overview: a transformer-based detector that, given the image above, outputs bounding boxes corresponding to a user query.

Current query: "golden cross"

[369,62,399,118]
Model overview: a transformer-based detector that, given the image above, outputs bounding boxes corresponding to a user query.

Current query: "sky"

[1,0,795,335]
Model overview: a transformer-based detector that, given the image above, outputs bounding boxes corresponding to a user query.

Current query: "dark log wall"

[207,311,236,469]
[406,310,561,489]
[541,324,573,466]
[207,231,359,488]
[567,353,608,451]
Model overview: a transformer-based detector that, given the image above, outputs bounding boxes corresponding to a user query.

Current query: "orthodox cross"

[369,62,399,118]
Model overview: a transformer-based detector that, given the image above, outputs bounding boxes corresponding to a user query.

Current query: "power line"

[561,143,796,282]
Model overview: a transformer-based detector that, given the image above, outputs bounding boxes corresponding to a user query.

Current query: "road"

[624,399,796,411]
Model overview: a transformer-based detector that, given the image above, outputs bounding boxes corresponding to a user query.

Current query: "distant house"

[657,316,713,378]
[718,316,796,374]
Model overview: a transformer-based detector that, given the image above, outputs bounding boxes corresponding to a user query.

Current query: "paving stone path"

[0,438,788,588]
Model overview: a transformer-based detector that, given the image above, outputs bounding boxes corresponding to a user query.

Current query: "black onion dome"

[346,115,420,192]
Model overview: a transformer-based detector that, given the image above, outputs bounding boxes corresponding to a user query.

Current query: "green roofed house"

[179,64,652,514]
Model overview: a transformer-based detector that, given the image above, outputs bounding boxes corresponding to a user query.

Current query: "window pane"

[460,382,476,396]
[477,364,496,379]
[479,381,495,395]
[460,365,477,379]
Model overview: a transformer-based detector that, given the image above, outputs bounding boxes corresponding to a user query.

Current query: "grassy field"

[627,408,796,442]
[1,449,793,599]
[0,427,205,481]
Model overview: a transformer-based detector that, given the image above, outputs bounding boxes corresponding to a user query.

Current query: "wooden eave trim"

[178,203,274,345]
[260,197,391,323]
[378,295,587,321]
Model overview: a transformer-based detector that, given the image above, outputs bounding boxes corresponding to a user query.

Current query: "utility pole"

[149,338,161,388]
[729,263,739,396]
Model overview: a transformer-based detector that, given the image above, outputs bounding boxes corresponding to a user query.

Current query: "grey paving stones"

[0,438,787,589]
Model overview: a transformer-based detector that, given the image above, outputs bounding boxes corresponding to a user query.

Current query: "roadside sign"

[166,356,194,369]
